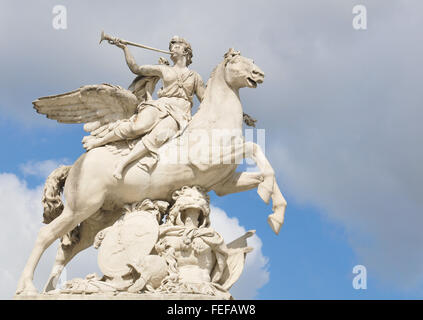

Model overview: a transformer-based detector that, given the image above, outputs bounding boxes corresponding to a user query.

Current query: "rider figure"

[84,36,206,179]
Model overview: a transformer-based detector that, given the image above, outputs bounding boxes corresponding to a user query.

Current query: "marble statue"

[15,31,287,298]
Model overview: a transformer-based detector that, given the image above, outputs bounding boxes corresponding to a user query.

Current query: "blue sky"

[1,1,423,299]
[2,117,421,299]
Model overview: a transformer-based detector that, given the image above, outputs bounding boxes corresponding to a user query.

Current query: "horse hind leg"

[43,210,122,292]
[16,200,104,296]
[43,221,94,293]
[15,207,80,295]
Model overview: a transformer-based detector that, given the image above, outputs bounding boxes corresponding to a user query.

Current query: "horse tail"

[41,165,72,224]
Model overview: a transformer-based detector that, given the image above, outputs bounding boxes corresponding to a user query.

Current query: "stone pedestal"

[14,293,227,300]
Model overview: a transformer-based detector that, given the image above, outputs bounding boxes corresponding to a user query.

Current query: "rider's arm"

[194,73,206,102]
[122,47,164,77]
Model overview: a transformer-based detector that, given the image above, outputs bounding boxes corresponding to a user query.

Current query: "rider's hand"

[114,40,126,50]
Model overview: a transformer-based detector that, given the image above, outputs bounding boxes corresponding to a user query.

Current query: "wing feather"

[33,84,138,131]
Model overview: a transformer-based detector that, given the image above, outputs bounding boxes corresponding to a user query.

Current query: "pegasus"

[16,49,287,296]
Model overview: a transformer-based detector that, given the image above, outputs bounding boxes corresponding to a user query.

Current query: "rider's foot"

[113,168,123,180]
[83,139,102,151]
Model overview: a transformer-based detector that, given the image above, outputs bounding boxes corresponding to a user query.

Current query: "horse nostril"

[253,70,264,78]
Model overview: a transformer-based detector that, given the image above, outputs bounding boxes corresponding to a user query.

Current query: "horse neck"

[188,63,243,131]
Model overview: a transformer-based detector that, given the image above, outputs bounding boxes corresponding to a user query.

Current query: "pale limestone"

[15,33,287,298]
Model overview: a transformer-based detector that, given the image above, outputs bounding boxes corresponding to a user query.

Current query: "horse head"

[223,48,265,90]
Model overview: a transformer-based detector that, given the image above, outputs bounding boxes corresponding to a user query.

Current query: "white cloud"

[0,173,58,299]
[0,166,98,299]
[210,206,269,299]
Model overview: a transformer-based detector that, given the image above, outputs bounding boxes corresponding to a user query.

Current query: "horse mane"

[202,49,241,101]
[203,62,224,100]
[187,49,242,130]
[208,64,220,83]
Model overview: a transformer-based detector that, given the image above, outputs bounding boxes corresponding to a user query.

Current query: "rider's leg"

[113,116,178,179]
[84,107,162,150]
[113,142,149,179]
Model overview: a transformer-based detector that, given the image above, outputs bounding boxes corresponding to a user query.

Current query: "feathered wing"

[33,84,139,146]
[34,58,169,150]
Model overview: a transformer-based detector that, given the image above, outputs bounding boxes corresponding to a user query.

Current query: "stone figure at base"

[55,186,252,299]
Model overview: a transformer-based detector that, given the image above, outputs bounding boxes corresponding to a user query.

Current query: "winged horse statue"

[15,48,287,296]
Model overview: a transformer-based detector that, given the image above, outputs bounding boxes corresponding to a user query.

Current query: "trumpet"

[99,30,172,55]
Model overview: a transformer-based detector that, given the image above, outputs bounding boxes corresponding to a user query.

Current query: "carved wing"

[33,84,139,134]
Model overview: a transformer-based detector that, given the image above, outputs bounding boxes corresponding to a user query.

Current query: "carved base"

[14,293,229,300]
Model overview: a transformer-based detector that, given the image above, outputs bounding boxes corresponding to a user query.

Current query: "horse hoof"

[128,278,146,293]
[267,213,283,235]
[43,275,58,293]
[15,279,38,297]
[257,184,271,204]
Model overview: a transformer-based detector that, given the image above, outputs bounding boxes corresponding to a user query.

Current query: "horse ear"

[224,48,235,59]
[223,48,241,65]
[224,48,241,58]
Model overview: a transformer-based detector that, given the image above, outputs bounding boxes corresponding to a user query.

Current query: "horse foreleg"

[243,142,287,235]
[212,172,264,196]
[220,142,274,203]
[267,180,287,235]
[244,142,275,204]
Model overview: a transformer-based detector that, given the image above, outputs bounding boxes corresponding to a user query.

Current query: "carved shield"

[97,211,159,278]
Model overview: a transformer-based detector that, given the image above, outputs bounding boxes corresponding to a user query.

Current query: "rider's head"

[169,36,193,66]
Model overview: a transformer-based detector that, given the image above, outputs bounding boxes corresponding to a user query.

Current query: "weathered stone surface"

[97,210,159,278]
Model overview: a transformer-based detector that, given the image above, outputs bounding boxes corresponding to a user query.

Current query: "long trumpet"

[99,30,172,55]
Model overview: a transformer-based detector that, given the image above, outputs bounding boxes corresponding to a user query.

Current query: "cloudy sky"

[1,0,422,299]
